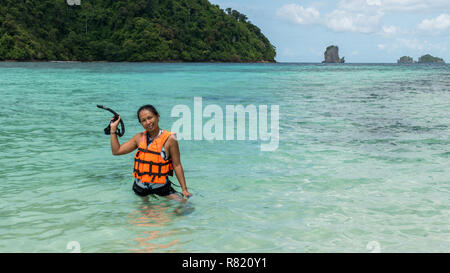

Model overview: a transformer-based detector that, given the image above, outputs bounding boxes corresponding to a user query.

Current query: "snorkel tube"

[97,105,125,137]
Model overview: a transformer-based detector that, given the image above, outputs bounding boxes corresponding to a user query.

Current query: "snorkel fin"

[97,105,125,137]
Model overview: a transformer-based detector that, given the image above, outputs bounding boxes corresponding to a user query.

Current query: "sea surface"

[0,62,449,253]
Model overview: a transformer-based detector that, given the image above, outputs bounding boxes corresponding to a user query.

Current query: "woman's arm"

[167,134,192,198]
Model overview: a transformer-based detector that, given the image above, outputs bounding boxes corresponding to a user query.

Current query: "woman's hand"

[110,115,121,133]
[182,190,193,199]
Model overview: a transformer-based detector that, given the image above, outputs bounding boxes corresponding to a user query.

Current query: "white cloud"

[377,44,388,50]
[276,1,450,36]
[380,25,398,37]
[338,0,449,13]
[379,24,412,38]
[376,43,401,53]
[397,38,425,50]
[418,14,450,32]
[397,38,447,52]
[324,9,383,33]
[381,0,449,12]
[366,0,382,7]
[276,3,384,34]
[378,38,447,53]
[276,4,320,25]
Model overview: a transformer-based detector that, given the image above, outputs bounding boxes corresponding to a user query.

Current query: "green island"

[397,56,415,64]
[418,54,445,63]
[397,54,445,64]
[0,0,276,62]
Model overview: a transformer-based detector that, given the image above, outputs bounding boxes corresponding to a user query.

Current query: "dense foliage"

[418,54,445,63]
[397,56,414,64]
[0,0,276,62]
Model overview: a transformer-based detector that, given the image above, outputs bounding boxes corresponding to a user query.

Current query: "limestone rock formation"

[323,45,345,63]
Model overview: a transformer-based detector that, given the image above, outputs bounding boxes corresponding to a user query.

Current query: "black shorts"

[132,181,177,197]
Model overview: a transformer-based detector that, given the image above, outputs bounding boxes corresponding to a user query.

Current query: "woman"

[109,105,192,201]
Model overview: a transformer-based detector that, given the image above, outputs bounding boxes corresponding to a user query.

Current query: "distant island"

[323,45,345,63]
[418,54,445,63]
[397,56,415,64]
[0,0,276,62]
[398,54,445,64]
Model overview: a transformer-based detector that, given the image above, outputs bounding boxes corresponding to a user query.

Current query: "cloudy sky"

[209,0,450,63]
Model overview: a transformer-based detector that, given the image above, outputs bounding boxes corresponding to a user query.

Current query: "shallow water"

[0,62,449,252]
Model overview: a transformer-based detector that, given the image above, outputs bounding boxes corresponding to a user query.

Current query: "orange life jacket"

[133,130,173,184]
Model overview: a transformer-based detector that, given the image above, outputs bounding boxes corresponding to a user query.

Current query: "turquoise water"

[0,62,449,253]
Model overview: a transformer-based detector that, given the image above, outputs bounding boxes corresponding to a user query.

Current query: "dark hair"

[137,105,159,121]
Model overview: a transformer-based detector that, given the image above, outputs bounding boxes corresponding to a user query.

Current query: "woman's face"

[138,109,159,132]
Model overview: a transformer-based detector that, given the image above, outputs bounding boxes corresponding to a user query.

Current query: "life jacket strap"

[134,158,171,166]
[133,169,173,177]
[137,147,161,156]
